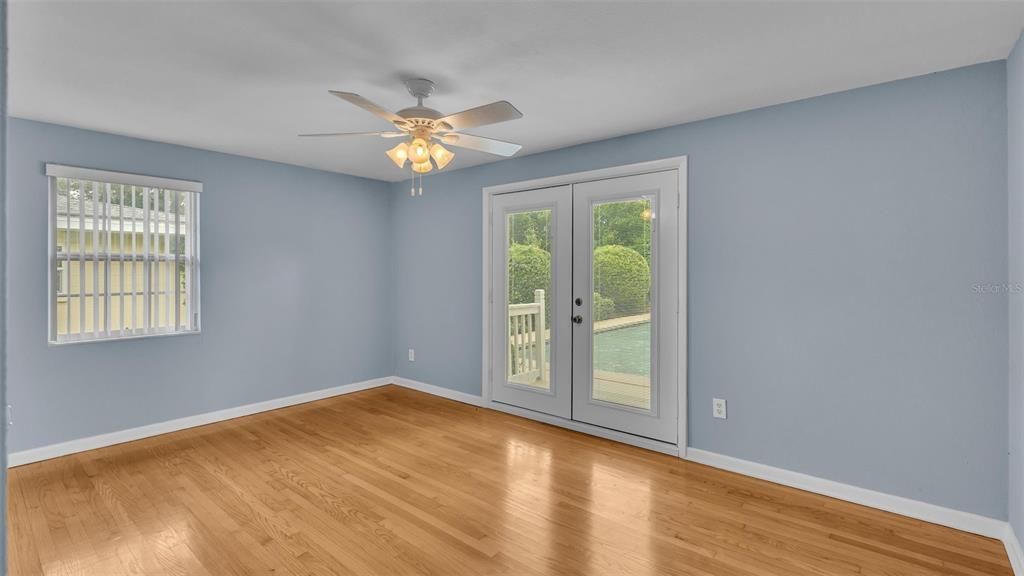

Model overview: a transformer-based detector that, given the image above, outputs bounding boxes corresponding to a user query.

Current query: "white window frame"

[46,164,202,344]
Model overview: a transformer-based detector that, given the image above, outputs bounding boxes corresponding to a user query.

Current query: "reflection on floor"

[8,385,1012,575]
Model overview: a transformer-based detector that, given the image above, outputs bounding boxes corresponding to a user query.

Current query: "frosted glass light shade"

[408,138,430,164]
[386,142,409,168]
[429,143,454,170]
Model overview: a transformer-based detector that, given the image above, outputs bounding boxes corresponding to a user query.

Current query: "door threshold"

[487,400,681,457]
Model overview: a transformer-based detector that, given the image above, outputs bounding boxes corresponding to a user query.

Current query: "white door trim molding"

[481,156,688,455]
[685,448,1009,541]
[8,377,392,467]
[482,156,689,196]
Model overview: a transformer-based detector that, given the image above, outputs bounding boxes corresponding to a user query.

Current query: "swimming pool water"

[594,323,651,376]
[544,322,651,376]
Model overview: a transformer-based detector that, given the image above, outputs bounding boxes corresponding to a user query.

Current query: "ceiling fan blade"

[439,133,522,157]
[328,91,406,125]
[299,131,406,138]
[437,101,522,131]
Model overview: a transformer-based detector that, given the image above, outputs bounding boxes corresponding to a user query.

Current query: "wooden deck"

[593,369,651,408]
[511,369,650,409]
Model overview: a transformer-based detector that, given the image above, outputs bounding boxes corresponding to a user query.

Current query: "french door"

[490,170,679,443]
[490,185,573,418]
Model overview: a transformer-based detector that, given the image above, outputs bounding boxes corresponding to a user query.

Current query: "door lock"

[575,297,583,306]
[572,315,583,324]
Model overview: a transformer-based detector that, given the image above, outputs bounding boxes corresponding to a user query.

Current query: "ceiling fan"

[301,78,523,195]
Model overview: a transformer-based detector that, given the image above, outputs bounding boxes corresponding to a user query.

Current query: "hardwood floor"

[8,385,1012,575]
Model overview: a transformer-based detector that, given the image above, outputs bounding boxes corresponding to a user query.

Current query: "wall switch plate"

[6,404,12,427]
[408,348,415,362]
[713,398,727,419]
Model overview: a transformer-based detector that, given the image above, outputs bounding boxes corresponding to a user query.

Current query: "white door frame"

[481,156,688,458]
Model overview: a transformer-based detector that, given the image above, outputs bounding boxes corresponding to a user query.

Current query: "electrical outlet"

[713,398,727,419]
[408,348,415,362]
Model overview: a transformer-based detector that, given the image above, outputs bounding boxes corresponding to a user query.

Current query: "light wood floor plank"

[8,385,1013,575]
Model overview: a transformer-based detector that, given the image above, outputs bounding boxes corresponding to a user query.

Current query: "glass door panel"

[506,209,552,391]
[591,198,654,410]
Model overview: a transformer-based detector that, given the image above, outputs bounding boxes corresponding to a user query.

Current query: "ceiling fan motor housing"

[404,78,436,101]
[396,110,451,136]
[397,78,454,133]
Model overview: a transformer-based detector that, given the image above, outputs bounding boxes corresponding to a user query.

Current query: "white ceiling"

[10,1,1024,182]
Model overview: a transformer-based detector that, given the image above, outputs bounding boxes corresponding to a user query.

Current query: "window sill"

[49,328,201,346]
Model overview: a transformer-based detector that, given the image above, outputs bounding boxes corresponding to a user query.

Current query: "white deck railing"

[508,289,546,383]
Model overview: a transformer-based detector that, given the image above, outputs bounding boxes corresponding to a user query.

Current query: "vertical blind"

[46,164,201,343]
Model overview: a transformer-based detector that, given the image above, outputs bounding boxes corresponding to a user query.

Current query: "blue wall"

[6,119,394,453]
[390,62,1009,519]
[5,61,1011,523]
[1009,31,1024,546]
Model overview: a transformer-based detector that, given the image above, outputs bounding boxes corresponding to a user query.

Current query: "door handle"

[572,315,583,324]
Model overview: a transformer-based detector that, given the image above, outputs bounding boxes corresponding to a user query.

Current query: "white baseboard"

[685,448,1007,540]
[392,377,486,407]
[8,377,392,467]
[1006,524,1024,576]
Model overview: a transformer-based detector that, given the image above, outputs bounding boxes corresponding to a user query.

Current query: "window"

[47,164,201,343]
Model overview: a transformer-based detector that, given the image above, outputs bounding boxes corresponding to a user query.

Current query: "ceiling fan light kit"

[301,78,524,196]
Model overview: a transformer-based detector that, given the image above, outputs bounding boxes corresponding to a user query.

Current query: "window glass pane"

[55,178,70,336]
[506,209,552,390]
[591,198,653,410]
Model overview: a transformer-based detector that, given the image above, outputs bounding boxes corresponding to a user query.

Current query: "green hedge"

[508,244,551,307]
[593,292,616,321]
[593,245,650,314]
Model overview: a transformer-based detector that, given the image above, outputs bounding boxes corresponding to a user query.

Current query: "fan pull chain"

[407,167,426,197]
